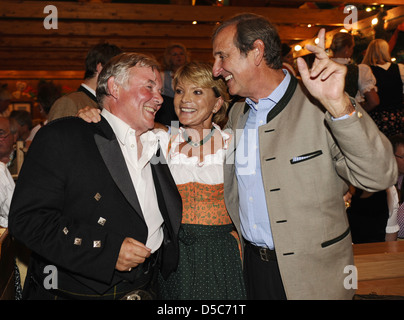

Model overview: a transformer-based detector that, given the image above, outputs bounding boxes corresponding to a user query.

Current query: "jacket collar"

[242,75,298,123]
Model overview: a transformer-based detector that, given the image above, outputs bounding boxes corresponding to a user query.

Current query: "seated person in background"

[9,110,32,141]
[347,186,399,243]
[390,134,404,239]
[0,116,18,226]
[0,117,18,176]
[0,160,14,228]
[48,43,122,122]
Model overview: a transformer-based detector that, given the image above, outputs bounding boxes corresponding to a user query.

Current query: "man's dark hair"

[212,13,282,69]
[84,43,123,80]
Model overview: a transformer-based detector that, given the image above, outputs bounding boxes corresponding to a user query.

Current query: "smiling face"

[174,79,223,131]
[112,65,163,135]
[212,25,255,98]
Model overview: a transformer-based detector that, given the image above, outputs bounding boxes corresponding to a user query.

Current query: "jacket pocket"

[321,227,350,248]
[290,150,323,164]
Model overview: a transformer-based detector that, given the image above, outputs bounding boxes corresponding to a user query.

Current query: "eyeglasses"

[395,154,404,159]
[0,131,11,140]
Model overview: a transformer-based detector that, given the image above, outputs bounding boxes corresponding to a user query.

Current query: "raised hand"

[296,28,354,118]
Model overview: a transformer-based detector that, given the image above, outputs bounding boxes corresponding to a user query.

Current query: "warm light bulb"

[294,45,302,51]
[372,18,378,25]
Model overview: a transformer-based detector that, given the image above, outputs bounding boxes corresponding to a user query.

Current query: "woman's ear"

[213,96,224,114]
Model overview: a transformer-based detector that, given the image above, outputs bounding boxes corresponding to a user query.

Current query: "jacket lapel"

[94,118,145,221]
[150,146,182,278]
[150,146,182,236]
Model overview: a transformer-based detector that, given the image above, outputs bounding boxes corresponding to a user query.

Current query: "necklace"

[182,127,216,147]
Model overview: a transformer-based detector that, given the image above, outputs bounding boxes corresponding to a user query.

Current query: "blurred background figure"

[281,43,297,77]
[36,80,62,125]
[362,38,404,138]
[156,43,190,127]
[390,134,404,239]
[347,186,399,244]
[25,80,63,146]
[162,43,190,98]
[0,116,17,227]
[330,32,379,112]
[0,84,12,117]
[9,110,32,143]
[47,42,122,122]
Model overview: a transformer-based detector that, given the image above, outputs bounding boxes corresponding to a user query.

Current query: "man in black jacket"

[9,53,182,300]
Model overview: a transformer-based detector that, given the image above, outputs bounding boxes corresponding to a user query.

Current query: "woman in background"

[162,43,190,98]
[362,39,404,137]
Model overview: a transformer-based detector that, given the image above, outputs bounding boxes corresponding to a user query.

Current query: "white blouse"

[164,123,230,186]
[0,162,15,228]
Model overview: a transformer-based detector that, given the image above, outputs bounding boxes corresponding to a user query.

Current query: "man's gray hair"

[96,52,161,107]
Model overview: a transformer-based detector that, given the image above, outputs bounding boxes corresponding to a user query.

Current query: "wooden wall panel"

[0,1,402,79]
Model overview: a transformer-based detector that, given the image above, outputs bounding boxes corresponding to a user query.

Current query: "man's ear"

[252,39,265,66]
[107,76,118,99]
[96,62,103,75]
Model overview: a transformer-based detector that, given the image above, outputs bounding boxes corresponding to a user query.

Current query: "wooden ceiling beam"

[250,0,404,5]
[0,1,349,25]
[0,19,322,41]
[293,5,404,57]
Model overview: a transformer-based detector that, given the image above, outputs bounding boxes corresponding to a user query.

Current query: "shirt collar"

[245,69,291,110]
[80,83,96,97]
[101,108,132,145]
[101,109,160,165]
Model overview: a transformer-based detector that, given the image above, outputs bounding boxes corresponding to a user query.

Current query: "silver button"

[74,238,82,246]
[97,217,106,226]
[63,227,69,235]
[93,240,101,248]
[94,193,102,201]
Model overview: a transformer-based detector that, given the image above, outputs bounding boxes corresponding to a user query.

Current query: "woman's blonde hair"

[173,62,230,128]
[163,43,190,71]
[362,39,391,66]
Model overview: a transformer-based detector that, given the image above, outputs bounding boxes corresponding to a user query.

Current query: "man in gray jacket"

[212,13,397,300]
